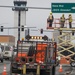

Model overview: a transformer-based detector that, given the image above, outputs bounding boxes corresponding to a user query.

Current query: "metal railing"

[47,18,75,29]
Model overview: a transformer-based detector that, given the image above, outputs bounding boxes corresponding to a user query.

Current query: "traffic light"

[1,26,3,32]
[21,25,24,31]
[25,35,31,40]
[40,29,43,34]
[42,35,48,40]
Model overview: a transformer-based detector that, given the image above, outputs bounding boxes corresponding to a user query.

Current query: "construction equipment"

[54,28,75,67]
[10,35,57,75]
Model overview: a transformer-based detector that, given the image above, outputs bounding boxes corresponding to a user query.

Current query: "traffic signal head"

[40,29,43,34]
[21,25,24,31]
[42,35,48,40]
[25,35,31,40]
[1,26,3,32]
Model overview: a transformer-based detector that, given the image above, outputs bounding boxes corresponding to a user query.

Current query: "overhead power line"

[31,29,54,32]
[0,5,51,10]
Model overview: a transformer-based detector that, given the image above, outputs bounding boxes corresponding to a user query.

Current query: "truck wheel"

[1,59,3,63]
[70,61,75,67]
[52,66,55,75]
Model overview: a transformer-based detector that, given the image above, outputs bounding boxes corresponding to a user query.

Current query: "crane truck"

[10,35,57,75]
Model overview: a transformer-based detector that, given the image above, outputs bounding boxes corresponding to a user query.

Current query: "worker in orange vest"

[47,12,54,27]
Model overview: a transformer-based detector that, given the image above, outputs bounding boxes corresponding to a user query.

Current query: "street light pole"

[18,10,21,41]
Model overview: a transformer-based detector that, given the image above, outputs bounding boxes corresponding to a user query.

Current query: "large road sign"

[51,3,75,13]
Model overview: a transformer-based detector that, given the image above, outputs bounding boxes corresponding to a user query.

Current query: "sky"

[0,0,75,38]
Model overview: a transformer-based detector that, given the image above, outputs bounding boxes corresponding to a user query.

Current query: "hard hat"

[50,12,52,14]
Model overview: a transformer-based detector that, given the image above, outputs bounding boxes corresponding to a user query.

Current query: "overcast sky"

[0,0,75,38]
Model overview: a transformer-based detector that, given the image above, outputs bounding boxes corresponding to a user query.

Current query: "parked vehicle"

[13,48,17,58]
[0,47,3,62]
[2,45,14,60]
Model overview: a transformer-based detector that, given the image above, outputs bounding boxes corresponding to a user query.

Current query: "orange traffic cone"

[59,64,63,72]
[2,64,7,75]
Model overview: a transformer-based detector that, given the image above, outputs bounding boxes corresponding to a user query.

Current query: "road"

[0,60,10,75]
[0,60,75,75]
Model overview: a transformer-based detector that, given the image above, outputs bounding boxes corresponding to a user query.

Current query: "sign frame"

[51,3,75,13]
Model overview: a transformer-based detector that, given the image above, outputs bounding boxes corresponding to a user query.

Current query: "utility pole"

[18,10,21,41]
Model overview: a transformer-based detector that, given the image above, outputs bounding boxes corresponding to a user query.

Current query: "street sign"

[51,3,75,13]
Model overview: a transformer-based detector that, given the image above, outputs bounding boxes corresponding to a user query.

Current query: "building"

[0,35,15,46]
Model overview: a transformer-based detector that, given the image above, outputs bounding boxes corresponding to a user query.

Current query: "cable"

[0,5,51,10]
[0,26,36,29]
[31,29,54,32]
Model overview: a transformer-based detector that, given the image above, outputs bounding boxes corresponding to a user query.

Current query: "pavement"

[0,61,75,75]
[56,64,75,75]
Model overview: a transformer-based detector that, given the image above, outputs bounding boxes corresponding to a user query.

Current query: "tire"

[70,61,75,67]
[10,62,21,74]
[1,59,3,63]
[52,66,55,75]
